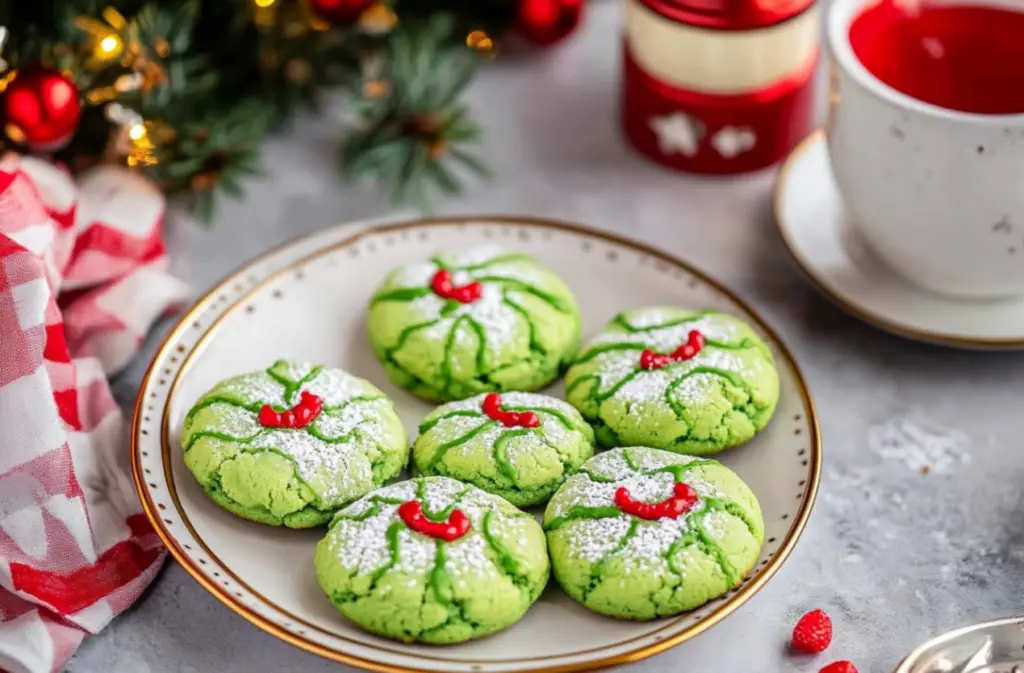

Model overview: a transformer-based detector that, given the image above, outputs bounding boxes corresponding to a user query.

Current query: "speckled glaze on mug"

[826,0,1024,299]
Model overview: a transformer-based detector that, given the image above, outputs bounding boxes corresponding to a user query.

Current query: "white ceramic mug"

[826,0,1024,299]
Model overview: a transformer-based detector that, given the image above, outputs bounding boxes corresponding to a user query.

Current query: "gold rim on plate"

[773,129,1024,350]
[132,216,822,673]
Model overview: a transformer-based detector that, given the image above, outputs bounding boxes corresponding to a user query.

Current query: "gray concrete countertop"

[66,2,1024,671]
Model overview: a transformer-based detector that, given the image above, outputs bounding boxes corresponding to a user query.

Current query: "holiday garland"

[0,1,584,221]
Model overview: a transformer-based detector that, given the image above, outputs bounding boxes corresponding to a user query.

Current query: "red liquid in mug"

[849,0,1024,114]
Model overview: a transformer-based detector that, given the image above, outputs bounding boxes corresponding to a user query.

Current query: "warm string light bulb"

[254,0,276,7]
[466,30,497,58]
[98,35,121,55]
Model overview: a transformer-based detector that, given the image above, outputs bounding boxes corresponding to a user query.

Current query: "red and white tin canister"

[622,0,820,174]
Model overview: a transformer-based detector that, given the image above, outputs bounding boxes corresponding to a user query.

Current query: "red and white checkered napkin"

[0,154,189,673]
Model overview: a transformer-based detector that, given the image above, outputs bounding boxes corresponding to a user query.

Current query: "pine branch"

[339,13,488,211]
[0,0,512,222]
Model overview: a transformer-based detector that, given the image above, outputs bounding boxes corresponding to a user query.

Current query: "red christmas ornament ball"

[1,66,82,151]
[516,0,585,46]
[307,0,375,24]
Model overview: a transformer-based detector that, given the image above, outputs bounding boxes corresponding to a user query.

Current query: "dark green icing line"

[334,501,384,522]
[267,362,324,404]
[574,337,757,365]
[473,275,572,313]
[664,367,747,416]
[430,541,454,605]
[493,428,531,482]
[370,522,405,583]
[431,252,531,272]
[464,316,490,378]
[306,426,357,444]
[577,456,715,484]
[185,429,267,451]
[323,395,386,412]
[502,292,546,355]
[415,479,474,520]
[423,420,498,471]
[691,517,737,587]
[482,510,522,576]
[585,363,746,407]
[666,531,700,575]
[565,374,598,399]
[611,310,718,333]
[185,394,382,429]
[502,405,576,431]
[544,506,623,532]
[371,287,433,304]
[589,519,640,581]
[702,497,759,540]
[184,396,263,424]
[383,318,444,359]
[331,495,409,525]
[419,409,485,434]
[655,459,718,482]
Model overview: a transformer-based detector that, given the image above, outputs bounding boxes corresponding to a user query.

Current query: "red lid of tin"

[636,0,815,30]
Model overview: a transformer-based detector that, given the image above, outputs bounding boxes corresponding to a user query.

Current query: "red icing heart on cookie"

[258,391,323,429]
[482,393,540,428]
[615,482,699,520]
[639,330,705,370]
[398,501,471,541]
[431,269,482,303]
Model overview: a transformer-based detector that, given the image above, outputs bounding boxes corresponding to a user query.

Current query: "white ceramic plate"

[133,216,820,673]
[774,130,1024,350]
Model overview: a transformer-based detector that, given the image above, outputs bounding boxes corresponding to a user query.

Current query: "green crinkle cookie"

[366,246,582,402]
[543,447,764,620]
[412,392,596,507]
[181,360,409,528]
[564,307,780,455]
[315,476,550,644]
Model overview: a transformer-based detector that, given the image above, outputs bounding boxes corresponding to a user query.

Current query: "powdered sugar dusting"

[189,363,403,508]
[446,535,500,580]
[419,393,591,471]
[613,369,672,404]
[564,516,633,563]
[453,283,518,353]
[869,417,972,474]
[251,430,372,504]
[271,360,317,382]
[499,392,579,418]
[212,373,285,406]
[389,261,438,288]
[438,245,508,268]
[590,342,754,404]
[301,368,375,406]
[203,403,261,438]
[324,478,537,582]
[621,518,689,572]
[314,399,387,438]
[628,448,702,472]
[701,509,732,540]
[583,311,744,354]
[548,448,751,572]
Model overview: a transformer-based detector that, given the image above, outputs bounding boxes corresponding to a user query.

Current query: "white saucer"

[774,130,1024,350]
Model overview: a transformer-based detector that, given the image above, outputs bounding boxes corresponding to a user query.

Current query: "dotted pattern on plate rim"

[136,221,815,667]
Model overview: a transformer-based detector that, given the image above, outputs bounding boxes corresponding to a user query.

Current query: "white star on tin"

[648,112,705,157]
[711,126,757,159]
